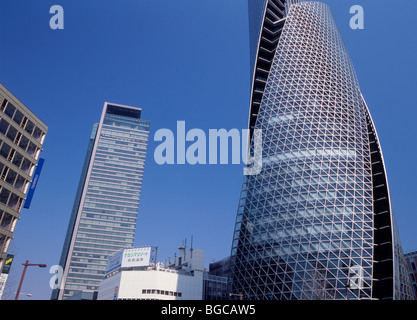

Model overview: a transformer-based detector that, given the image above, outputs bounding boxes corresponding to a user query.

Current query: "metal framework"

[230,0,415,300]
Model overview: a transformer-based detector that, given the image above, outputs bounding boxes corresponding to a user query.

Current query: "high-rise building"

[229,1,415,300]
[0,83,47,271]
[51,102,150,300]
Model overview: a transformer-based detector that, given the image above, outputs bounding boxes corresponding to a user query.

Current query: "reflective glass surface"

[55,105,150,299]
[230,1,414,300]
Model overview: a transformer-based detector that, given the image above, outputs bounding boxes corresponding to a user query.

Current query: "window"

[14,132,22,145]
[6,125,17,142]
[0,212,15,231]
[20,158,32,173]
[0,188,11,205]
[0,118,9,135]
[26,142,38,157]
[4,102,16,118]
[20,117,27,129]
[12,151,23,167]
[7,193,22,210]
[1,99,8,111]
[24,120,34,135]
[0,234,8,253]
[14,175,27,192]
[0,143,11,159]
[18,135,29,151]
[13,110,24,126]
[32,127,44,142]
[1,167,8,180]
[5,169,17,186]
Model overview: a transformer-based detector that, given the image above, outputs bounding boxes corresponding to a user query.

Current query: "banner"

[23,158,45,209]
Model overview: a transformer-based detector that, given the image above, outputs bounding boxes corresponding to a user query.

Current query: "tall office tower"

[0,83,47,271]
[229,1,415,300]
[52,102,150,300]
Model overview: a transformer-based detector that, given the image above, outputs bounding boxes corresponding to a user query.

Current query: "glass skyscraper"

[229,0,415,300]
[52,102,150,300]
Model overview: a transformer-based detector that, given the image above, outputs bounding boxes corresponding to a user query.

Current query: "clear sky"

[0,0,416,300]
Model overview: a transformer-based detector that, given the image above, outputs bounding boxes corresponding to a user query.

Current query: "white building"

[98,246,204,300]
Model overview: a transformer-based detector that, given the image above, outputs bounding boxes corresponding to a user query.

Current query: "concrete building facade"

[0,83,47,271]
[98,246,204,300]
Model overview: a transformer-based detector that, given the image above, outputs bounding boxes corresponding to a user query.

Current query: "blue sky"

[0,0,416,300]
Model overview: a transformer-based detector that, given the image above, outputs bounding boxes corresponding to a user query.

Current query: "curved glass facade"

[230,1,415,300]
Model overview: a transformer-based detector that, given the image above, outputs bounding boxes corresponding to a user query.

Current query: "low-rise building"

[98,246,204,300]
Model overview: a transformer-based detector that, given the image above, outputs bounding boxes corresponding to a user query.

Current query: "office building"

[405,250,417,299]
[0,83,47,271]
[229,1,414,300]
[203,257,230,300]
[51,102,150,300]
[98,246,204,300]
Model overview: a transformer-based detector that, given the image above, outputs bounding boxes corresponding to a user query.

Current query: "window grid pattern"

[230,1,414,300]
[62,110,150,298]
[0,93,47,267]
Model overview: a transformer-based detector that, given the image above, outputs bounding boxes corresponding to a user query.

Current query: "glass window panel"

[4,102,16,118]
[24,120,35,135]
[12,110,24,126]
[0,212,15,230]
[0,119,9,135]
[12,151,23,167]
[32,127,43,141]
[5,169,17,186]
[18,135,29,151]
[0,188,10,205]
[26,142,38,157]
[14,175,26,191]
[6,125,17,142]
[20,158,32,173]
[0,143,11,159]
[7,193,20,210]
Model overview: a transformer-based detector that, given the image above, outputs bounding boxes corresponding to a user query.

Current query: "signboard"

[1,254,14,274]
[23,158,45,209]
[0,254,14,299]
[113,286,119,300]
[121,247,151,268]
[106,247,152,274]
[106,249,124,274]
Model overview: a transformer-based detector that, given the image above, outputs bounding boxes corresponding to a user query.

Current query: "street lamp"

[15,260,47,300]
[228,292,243,300]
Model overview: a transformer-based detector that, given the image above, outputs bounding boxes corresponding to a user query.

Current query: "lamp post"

[15,260,47,300]
[228,292,243,300]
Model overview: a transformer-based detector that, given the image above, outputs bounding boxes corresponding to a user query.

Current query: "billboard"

[122,247,152,268]
[23,158,45,209]
[106,247,152,274]
[0,254,14,299]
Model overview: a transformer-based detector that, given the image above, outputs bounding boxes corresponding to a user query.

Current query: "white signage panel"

[121,247,152,268]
